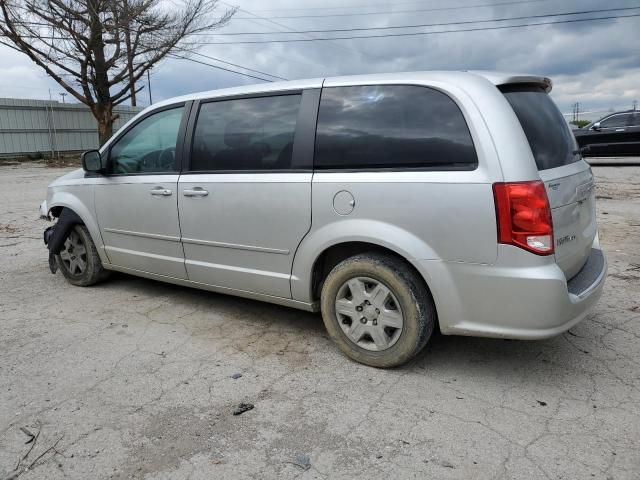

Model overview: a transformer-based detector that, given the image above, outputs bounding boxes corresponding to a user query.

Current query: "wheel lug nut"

[356,306,363,312]
[375,308,380,314]
[360,317,367,324]
[372,320,377,326]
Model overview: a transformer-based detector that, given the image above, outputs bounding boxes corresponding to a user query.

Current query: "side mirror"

[591,122,601,131]
[81,150,102,172]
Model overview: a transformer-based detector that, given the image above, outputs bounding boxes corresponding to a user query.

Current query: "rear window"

[314,85,477,170]
[501,85,580,171]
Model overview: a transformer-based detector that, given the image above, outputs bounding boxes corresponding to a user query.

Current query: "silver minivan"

[40,71,607,367]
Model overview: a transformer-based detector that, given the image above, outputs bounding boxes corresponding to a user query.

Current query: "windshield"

[500,85,580,171]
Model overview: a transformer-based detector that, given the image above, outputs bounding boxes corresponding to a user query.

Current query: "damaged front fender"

[42,182,108,266]
[43,208,84,274]
[44,208,83,254]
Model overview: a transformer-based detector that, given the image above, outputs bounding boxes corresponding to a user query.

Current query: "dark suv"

[574,110,640,156]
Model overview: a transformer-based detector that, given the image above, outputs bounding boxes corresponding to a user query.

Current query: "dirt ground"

[0,162,638,480]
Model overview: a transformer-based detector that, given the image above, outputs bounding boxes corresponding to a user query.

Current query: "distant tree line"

[570,120,591,129]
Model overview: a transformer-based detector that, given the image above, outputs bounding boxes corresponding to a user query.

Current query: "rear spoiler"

[469,71,553,93]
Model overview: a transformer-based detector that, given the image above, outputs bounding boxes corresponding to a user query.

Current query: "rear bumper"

[420,245,607,339]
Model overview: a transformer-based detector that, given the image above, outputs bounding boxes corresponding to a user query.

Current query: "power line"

[202,16,320,70]
[0,19,286,82]
[208,6,640,35]
[1,38,284,82]
[7,0,553,28]
[219,1,368,60]
[1,15,312,70]
[199,12,640,44]
[248,0,464,12]
[235,0,553,19]
[167,54,278,82]
[14,5,640,38]
[189,51,287,80]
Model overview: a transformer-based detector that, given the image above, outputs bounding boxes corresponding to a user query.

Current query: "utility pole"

[48,89,60,160]
[572,102,580,123]
[123,0,136,106]
[633,100,638,111]
[59,92,67,103]
[147,69,153,105]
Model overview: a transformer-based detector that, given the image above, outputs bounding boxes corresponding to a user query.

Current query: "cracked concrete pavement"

[0,162,639,479]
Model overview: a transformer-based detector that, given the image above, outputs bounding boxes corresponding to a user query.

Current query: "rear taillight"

[493,180,554,255]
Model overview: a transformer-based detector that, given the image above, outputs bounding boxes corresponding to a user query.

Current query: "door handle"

[615,128,625,132]
[149,187,172,196]
[183,187,209,197]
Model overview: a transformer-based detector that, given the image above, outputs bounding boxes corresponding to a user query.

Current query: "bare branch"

[113,83,144,106]
[0,0,236,144]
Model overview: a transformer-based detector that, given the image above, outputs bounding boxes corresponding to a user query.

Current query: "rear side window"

[501,85,579,171]
[314,85,477,170]
[190,94,301,171]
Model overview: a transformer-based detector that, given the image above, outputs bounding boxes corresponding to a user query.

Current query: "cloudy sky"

[1,0,639,120]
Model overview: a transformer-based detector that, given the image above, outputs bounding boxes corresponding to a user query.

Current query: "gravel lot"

[1,163,639,480]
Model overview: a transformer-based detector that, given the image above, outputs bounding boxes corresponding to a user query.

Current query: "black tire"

[56,224,109,287]
[320,252,436,368]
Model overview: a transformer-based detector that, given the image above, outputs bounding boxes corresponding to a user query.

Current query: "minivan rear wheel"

[56,225,109,287]
[320,253,436,368]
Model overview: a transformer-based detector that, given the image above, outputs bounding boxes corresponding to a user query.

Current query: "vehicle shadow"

[105,271,325,329]
[410,323,587,382]
[103,271,584,377]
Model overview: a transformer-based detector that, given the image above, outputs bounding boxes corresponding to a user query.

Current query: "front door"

[589,113,632,156]
[178,92,316,298]
[95,105,189,279]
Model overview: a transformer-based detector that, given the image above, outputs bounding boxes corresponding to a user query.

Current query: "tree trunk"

[96,104,114,146]
[88,0,114,146]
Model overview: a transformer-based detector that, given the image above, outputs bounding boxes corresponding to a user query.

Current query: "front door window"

[599,114,630,129]
[109,107,184,174]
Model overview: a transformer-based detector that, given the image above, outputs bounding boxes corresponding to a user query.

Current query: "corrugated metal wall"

[0,98,142,156]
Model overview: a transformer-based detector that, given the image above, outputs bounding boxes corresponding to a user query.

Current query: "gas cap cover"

[333,190,355,215]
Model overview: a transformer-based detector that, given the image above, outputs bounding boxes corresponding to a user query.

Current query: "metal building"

[0,98,142,157]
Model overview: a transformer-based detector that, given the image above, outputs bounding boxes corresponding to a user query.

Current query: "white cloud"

[0,49,61,100]
[1,0,638,121]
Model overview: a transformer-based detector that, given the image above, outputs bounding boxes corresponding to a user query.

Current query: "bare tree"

[0,0,235,144]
